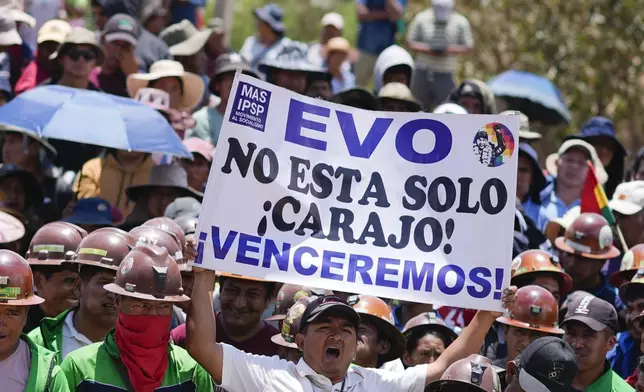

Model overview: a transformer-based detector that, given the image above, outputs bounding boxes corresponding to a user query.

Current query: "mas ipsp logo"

[472,122,515,167]
[230,81,271,132]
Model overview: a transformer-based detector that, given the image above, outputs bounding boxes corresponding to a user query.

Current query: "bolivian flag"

[580,161,617,226]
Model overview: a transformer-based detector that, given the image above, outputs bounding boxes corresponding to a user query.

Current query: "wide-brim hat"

[127,60,204,111]
[270,333,298,349]
[104,282,190,302]
[545,139,607,185]
[253,4,285,33]
[554,236,620,260]
[0,209,24,243]
[496,315,564,335]
[610,268,639,288]
[126,164,203,203]
[0,123,57,158]
[360,313,405,363]
[0,25,21,46]
[1,6,36,28]
[258,57,328,76]
[168,28,212,57]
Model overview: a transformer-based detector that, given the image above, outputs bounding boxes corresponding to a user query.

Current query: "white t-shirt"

[221,343,428,392]
[0,338,31,392]
[61,310,93,360]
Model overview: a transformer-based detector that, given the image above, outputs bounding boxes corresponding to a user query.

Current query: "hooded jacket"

[73,152,155,219]
[449,79,497,114]
[20,334,70,391]
[101,0,171,71]
[28,308,74,364]
[60,330,213,391]
[372,45,414,94]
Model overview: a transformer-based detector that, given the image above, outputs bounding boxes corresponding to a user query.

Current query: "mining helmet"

[0,250,44,306]
[496,285,564,335]
[26,221,87,265]
[554,212,620,259]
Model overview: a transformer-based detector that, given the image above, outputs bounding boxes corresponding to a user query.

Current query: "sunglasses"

[66,47,97,61]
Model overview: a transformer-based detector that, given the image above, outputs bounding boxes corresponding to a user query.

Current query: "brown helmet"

[72,227,137,271]
[425,354,502,392]
[103,245,189,302]
[610,244,644,287]
[0,250,44,306]
[173,215,198,236]
[402,312,458,345]
[271,295,313,349]
[26,221,88,265]
[510,249,573,296]
[496,285,564,335]
[129,226,185,268]
[554,212,620,259]
[349,295,405,362]
[143,217,186,248]
[618,267,644,302]
[266,284,315,321]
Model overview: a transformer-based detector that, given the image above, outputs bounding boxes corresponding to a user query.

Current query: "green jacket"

[586,362,634,392]
[22,334,70,391]
[28,307,74,364]
[60,330,214,391]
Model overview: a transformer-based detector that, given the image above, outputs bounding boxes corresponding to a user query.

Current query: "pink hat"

[183,137,214,162]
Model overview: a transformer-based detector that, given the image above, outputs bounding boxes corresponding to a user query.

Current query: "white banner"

[193,73,519,311]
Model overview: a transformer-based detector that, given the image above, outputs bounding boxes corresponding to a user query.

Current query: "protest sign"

[193,73,519,311]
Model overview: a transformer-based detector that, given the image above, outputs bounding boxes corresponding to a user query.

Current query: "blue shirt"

[589,275,618,310]
[330,69,356,94]
[170,0,206,25]
[523,180,580,231]
[356,0,407,55]
[607,331,641,379]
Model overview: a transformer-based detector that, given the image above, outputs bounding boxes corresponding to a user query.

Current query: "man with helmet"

[562,292,632,391]
[28,227,136,363]
[24,221,87,332]
[425,354,502,392]
[555,212,621,308]
[266,284,316,328]
[271,295,313,363]
[60,245,213,391]
[510,249,573,304]
[350,295,406,371]
[0,250,70,391]
[493,285,564,368]
[402,312,458,367]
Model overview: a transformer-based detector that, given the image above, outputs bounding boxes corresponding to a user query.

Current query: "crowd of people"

[0,0,642,391]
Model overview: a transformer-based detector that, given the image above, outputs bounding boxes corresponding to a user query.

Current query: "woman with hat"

[402,312,458,367]
[240,3,288,72]
[0,249,70,391]
[59,244,214,391]
[127,59,204,112]
[188,53,258,145]
[28,227,135,363]
[120,164,202,231]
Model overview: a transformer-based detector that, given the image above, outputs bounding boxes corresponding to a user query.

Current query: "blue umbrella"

[0,85,191,158]
[487,70,571,125]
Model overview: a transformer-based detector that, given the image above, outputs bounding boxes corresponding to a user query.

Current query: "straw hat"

[0,0,35,27]
[545,139,607,185]
[325,37,350,56]
[160,20,212,57]
[377,82,423,112]
[127,60,204,111]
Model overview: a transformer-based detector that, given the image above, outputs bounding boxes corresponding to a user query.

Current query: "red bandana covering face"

[114,313,172,392]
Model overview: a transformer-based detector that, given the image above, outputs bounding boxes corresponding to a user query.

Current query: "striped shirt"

[406,9,473,72]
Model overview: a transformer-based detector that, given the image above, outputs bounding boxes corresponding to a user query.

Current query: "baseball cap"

[37,19,71,45]
[517,337,578,392]
[545,139,607,185]
[609,181,644,216]
[320,12,344,30]
[562,291,618,333]
[299,295,360,331]
[103,14,139,46]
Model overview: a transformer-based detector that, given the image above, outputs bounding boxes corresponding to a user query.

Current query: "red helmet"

[129,226,184,268]
[425,354,502,392]
[610,244,644,287]
[350,295,405,363]
[104,245,189,302]
[26,222,87,265]
[510,249,573,296]
[72,227,137,271]
[496,285,563,335]
[143,217,186,248]
[266,284,315,321]
[0,250,44,306]
[554,212,620,259]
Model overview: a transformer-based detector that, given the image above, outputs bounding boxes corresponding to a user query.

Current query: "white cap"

[609,181,644,215]
[321,12,344,30]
